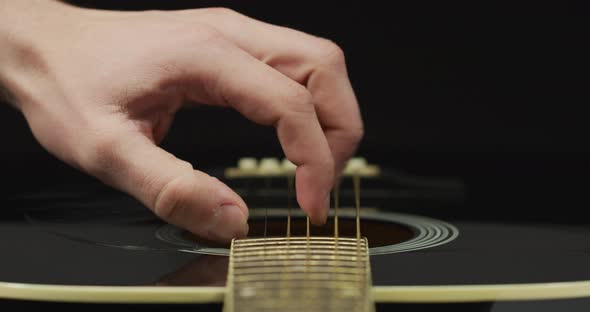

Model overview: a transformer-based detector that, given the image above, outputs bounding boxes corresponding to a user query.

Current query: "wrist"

[0,0,83,109]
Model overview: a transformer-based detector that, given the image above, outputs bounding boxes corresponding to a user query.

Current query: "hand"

[0,1,363,242]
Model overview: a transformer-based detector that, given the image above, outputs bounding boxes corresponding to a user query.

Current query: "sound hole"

[181,216,415,249]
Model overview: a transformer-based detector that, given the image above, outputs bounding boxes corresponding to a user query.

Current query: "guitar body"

[1,163,589,312]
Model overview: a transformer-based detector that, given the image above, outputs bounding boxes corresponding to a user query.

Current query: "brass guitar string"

[287,175,294,239]
[264,177,271,238]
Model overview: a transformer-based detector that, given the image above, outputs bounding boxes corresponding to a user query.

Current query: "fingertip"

[295,165,331,225]
[205,204,249,242]
[153,170,249,243]
[210,176,249,219]
[310,193,330,226]
[204,176,249,242]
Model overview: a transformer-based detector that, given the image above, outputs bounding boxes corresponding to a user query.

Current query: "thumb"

[83,130,249,243]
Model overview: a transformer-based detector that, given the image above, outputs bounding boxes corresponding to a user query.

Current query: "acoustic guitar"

[1,157,589,311]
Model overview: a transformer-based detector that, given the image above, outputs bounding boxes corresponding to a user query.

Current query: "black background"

[1,0,588,223]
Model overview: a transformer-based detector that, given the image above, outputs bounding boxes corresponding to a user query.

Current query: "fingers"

[82,126,249,243]
[187,8,364,177]
[305,55,364,177]
[180,35,334,224]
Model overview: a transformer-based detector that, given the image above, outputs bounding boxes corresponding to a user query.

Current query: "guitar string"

[354,173,361,241]
[264,177,270,238]
[287,175,293,239]
[263,177,270,265]
[306,213,310,281]
[306,215,310,258]
[286,173,294,302]
[279,174,294,302]
[353,172,362,290]
[306,215,310,240]
[334,180,340,241]
[332,180,340,309]
[305,191,311,309]
[276,168,364,308]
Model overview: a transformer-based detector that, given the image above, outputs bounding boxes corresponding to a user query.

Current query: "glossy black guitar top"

[1,164,589,312]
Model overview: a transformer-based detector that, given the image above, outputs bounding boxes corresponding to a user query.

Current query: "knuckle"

[153,166,220,230]
[153,176,184,222]
[165,20,226,48]
[189,24,225,45]
[337,124,364,158]
[284,84,315,114]
[348,124,365,143]
[315,38,346,67]
[323,155,336,172]
[84,131,123,177]
[201,7,241,18]
[152,167,193,222]
[317,154,336,180]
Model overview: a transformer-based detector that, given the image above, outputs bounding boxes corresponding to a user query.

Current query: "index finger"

[186,8,363,178]
[306,48,364,177]
[181,37,334,224]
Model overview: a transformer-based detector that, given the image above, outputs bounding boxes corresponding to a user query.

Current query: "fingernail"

[208,204,248,242]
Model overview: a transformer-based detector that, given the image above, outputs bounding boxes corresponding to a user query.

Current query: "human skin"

[0,0,363,242]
